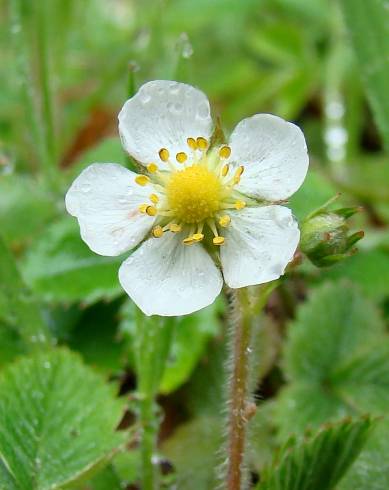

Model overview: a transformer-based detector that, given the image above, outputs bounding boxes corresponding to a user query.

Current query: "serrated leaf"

[258,417,375,490]
[339,0,389,150]
[276,282,388,438]
[22,218,123,304]
[0,349,126,490]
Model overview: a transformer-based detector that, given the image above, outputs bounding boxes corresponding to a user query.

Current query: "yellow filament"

[147,163,158,173]
[196,137,208,150]
[219,146,231,159]
[176,152,188,164]
[219,215,231,227]
[152,226,164,238]
[159,148,170,162]
[135,175,150,186]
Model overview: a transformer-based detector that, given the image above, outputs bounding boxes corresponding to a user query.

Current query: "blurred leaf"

[0,174,57,247]
[340,0,389,150]
[0,349,126,490]
[0,235,51,349]
[22,218,123,304]
[339,419,389,490]
[258,417,375,490]
[276,281,387,437]
[161,417,222,490]
[0,322,26,368]
[321,250,389,301]
[120,300,222,394]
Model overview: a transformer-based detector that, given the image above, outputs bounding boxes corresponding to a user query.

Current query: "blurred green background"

[1,0,389,489]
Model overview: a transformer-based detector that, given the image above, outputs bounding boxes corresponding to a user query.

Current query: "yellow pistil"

[159,148,170,162]
[152,226,164,238]
[196,137,208,150]
[147,163,158,173]
[221,164,230,177]
[213,236,225,245]
[169,223,182,232]
[176,152,188,164]
[135,175,150,186]
[187,137,197,150]
[146,205,157,216]
[149,193,159,204]
[219,146,231,159]
[219,215,231,227]
[234,200,246,210]
[166,164,223,224]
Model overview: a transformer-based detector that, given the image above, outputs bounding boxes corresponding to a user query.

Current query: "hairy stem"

[226,288,253,490]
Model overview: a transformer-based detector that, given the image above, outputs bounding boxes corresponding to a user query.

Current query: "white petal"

[229,114,309,200]
[65,163,154,256]
[118,80,213,168]
[119,233,223,316]
[221,206,299,288]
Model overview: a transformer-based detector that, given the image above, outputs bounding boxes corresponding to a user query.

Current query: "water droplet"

[196,102,210,120]
[81,183,91,193]
[140,91,151,104]
[168,81,180,94]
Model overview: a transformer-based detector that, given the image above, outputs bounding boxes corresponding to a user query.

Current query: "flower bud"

[300,200,364,267]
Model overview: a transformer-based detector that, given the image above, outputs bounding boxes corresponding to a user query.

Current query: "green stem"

[226,288,253,490]
[139,393,158,490]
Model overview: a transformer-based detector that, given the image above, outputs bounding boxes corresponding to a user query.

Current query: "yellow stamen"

[135,175,150,186]
[221,164,229,177]
[183,236,195,245]
[169,223,182,232]
[196,137,208,150]
[176,152,188,164]
[219,215,231,227]
[187,137,197,150]
[147,163,158,173]
[149,193,159,204]
[192,233,204,242]
[213,236,225,245]
[152,226,164,238]
[146,205,157,216]
[159,148,170,162]
[138,204,148,213]
[219,146,231,159]
[233,166,244,184]
[234,200,246,210]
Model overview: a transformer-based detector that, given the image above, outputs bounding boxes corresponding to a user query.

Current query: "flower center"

[166,165,223,224]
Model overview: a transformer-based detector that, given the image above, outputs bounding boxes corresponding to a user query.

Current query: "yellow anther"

[221,164,230,177]
[219,215,231,227]
[187,137,197,150]
[147,163,158,173]
[183,236,195,245]
[219,146,231,159]
[196,137,208,150]
[234,200,246,210]
[159,148,170,162]
[192,233,204,242]
[149,193,159,204]
[152,226,164,238]
[169,223,182,233]
[213,236,225,245]
[233,166,244,184]
[135,175,150,186]
[146,206,157,217]
[138,204,148,213]
[176,152,188,164]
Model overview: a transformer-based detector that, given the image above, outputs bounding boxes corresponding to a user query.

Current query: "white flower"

[66,80,309,316]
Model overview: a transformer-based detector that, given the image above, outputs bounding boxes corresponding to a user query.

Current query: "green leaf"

[0,235,51,349]
[258,417,375,490]
[22,218,123,304]
[321,250,389,301]
[276,282,388,438]
[339,0,389,150]
[0,349,126,490]
[161,417,222,490]
[339,418,389,490]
